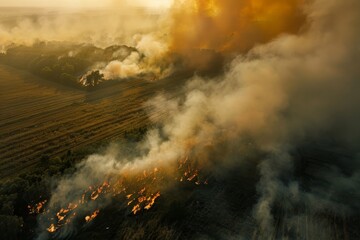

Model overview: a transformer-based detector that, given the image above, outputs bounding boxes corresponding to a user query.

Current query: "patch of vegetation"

[0,42,137,90]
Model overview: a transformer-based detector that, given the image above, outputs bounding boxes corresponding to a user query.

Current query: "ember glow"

[28,200,47,215]
[85,210,99,223]
[30,157,206,234]
[47,224,57,233]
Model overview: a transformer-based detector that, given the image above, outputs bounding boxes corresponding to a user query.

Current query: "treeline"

[0,42,137,90]
[0,151,76,240]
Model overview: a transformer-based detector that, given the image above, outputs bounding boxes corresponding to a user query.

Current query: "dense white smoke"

[37,0,360,238]
[78,34,173,85]
[98,34,172,80]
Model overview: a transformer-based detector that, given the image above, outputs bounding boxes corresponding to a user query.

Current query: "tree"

[83,70,104,87]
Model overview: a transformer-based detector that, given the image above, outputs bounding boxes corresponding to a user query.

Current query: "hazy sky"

[0,0,173,9]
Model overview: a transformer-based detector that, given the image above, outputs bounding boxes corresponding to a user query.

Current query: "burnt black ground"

[60,144,360,240]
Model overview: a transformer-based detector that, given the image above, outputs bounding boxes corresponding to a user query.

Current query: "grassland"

[0,64,188,179]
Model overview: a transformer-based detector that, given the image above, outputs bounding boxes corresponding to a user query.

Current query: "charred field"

[1,1,360,240]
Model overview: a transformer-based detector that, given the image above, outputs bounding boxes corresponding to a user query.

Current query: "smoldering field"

[1,0,360,239]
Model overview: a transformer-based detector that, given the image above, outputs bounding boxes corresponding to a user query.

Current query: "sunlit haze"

[0,0,173,9]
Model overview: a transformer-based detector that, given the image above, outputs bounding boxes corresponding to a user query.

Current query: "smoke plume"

[93,34,173,81]
[169,0,306,54]
[35,0,360,238]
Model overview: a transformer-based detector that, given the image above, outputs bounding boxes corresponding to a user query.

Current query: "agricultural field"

[0,64,187,179]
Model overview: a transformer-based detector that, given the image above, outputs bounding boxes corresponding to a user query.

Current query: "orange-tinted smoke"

[170,0,306,54]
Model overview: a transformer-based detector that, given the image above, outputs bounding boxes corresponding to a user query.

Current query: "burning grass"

[29,156,208,236]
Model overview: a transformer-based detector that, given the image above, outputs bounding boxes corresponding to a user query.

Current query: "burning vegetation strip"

[28,156,207,235]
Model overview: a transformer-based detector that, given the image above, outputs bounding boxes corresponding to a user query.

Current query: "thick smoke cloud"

[36,0,360,238]
[95,34,173,80]
[170,0,305,54]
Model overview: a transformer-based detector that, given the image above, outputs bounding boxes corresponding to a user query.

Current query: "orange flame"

[144,192,161,210]
[33,157,207,234]
[85,210,100,223]
[28,200,47,214]
[47,224,57,233]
